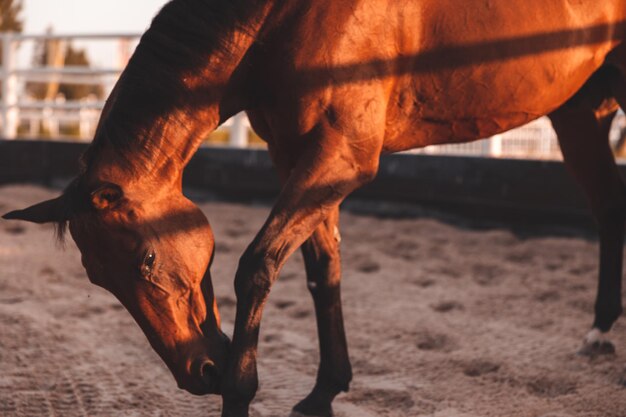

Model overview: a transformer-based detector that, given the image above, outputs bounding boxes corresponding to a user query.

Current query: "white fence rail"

[415,112,626,159]
[0,32,251,147]
[0,32,138,140]
[1,32,625,158]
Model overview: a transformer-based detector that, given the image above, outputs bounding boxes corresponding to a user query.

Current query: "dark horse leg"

[549,64,626,354]
[292,207,352,417]
[244,115,352,416]
[220,127,380,417]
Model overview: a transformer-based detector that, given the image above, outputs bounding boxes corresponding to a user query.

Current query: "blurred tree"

[27,29,104,101]
[26,26,62,100]
[59,44,104,100]
[0,0,23,66]
[0,0,23,33]
[0,0,24,94]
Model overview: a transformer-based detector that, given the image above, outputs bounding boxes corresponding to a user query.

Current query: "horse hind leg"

[291,207,352,417]
[549,65,625,356]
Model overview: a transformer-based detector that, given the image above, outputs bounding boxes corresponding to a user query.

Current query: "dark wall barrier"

[0,139,607,225]
[0,140,88,185]
[185,144,594,224]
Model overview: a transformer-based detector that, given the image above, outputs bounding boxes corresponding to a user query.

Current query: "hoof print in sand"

[263,333,281,343]
[416,331,456,352]
[505,251,535,264]
[568,299,593,313]
[526,376,577,398]
[0,297,23,305]
[618,368,626,387]
[216,243,233,253]
[224,228,248,238]
[353,358,392,376]
[356,259,380,273]
[413,278,435,288]
[216,296,236,308]
[462,359,500,377]
[4,224,26,235]
[109,303,124,311]
[280,271,298,281]
[471,263,504,286]
[289,410,334,417]
[290,309,311,319]
[40,266,56,276]
[431,300,463,313]
[346,388,415,412]
[535,290,560,302]
[275,300,296,310]
[382,240,419,261]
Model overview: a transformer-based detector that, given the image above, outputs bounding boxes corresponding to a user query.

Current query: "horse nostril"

[200,360,219,390]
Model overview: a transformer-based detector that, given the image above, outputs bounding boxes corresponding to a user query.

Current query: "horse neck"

[85,0,278,189]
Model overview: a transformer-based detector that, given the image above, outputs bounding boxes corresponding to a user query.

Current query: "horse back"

[248,0,625,152]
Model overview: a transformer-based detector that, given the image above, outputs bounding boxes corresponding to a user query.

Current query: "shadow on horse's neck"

[82,0,275,185]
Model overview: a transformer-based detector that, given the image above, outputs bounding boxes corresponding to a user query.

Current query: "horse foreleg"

[220,132,380,417]
[291,206,352,417]
[549,68,625,356]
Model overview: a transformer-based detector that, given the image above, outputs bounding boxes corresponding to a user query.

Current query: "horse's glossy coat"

[4,1,626,416]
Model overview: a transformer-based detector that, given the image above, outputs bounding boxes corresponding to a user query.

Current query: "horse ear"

[2,195,68,224]
[91,183,123,210]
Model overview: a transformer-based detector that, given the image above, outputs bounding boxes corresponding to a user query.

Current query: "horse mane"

[81,0,265,170]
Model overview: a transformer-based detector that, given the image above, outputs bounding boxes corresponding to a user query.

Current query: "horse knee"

[234,248,276,299]
[305,249,340,283]
[354,159,379,185]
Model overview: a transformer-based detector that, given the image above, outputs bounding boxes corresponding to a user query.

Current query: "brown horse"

[4,1,626,416]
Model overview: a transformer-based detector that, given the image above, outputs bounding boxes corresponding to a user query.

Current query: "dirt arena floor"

[1,184,625,417]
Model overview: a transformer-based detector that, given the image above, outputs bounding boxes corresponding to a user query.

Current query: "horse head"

[3,170,229,395]
[1,0,275,400]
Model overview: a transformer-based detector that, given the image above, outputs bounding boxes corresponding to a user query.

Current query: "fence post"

[489,134,503,157]
[229,112,248,148]
[28,116,38,137]
[79,96,97,140]
[2,33,19,139]
[118,38,132,68]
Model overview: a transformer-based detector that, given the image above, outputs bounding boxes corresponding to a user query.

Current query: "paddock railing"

[1,33,135,139]
[1,32,625,158]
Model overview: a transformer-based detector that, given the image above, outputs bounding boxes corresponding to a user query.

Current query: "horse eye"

[141,250,156,277]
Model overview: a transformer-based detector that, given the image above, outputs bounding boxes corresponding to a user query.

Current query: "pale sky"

[19,0,171,68]
[23,0,169,34]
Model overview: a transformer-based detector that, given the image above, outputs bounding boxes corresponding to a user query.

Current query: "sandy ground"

[0,184,625,417]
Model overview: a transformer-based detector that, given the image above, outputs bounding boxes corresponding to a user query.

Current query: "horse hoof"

[578,328,616,357]
[290,403,333,417]
[289,411,332,417]
[577,340,616,357]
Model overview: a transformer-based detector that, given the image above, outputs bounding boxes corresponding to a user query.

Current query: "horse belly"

[379,0,624,152]
[382,57,600,153]
[257,0,624,153]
